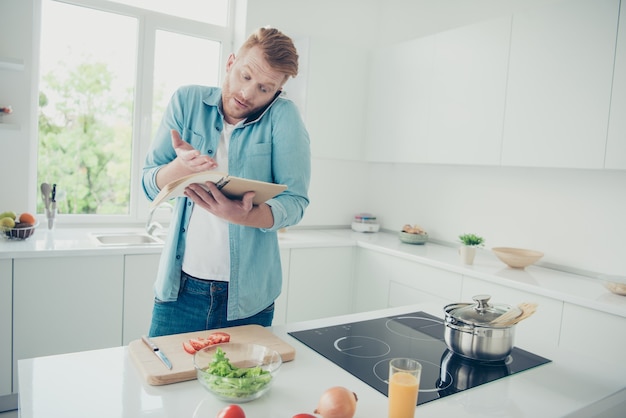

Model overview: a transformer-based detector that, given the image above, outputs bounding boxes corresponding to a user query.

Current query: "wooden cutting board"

[128,324,296,385]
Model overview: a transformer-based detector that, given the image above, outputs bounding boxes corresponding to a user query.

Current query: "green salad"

[202,347,272,399]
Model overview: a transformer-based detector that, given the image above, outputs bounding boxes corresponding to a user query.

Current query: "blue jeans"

[148,272,274,337]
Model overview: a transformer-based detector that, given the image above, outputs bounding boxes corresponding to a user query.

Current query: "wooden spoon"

[490,302,538,326]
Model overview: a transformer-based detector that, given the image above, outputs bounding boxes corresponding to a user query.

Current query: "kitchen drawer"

[388,280,455,309]
[353,249,462,313]
[393,262,462,302]
[559,302,626,359]
[286,247,355,322]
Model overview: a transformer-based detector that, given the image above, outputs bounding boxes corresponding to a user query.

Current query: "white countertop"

[2,226,625,317]
[17,304,626,418]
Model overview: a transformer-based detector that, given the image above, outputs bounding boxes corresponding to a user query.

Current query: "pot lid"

[450,294,519,325]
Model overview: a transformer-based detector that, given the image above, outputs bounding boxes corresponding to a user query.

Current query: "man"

[142,27,311,337]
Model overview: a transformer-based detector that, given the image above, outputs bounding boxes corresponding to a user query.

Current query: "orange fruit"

[18,212,36,225]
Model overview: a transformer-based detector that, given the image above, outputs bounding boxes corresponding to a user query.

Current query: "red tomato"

[208,331,231,344]
[183,332,231,354]
[216,404,245,418]
[292,414,316,418]
[182,341,197,354]
[189,338,209,351]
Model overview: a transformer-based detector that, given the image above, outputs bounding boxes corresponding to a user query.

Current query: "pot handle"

[472,294,492,312]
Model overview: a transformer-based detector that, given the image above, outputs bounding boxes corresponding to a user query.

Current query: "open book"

[150,171,287,209]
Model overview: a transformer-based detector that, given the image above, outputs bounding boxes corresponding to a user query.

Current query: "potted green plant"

[458,233,484,265]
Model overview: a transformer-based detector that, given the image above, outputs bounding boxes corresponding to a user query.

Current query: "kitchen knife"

[142,335,172,370]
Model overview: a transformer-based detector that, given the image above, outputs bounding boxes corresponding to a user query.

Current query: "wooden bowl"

[492,247,543,269]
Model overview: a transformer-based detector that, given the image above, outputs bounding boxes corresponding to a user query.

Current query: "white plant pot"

[459,246,477,265]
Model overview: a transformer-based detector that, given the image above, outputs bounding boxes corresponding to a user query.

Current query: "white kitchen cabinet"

[12,256,124,388]
[271,249,291,326]
[305,38,369,161]
[461,276,563,355]
[0,259,11,396]
[606,0,626,169]
[353,249,462,313]
[366,16,511,166]
[559,303,626,359]
[365,37,434,163]
[502,0,620,169]
[427,16,511,165]
[285,247,354,322]
[353,249,393,312]
[122,253,160,344]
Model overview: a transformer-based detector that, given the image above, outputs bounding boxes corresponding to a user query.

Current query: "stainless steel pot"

[443,294,521,361]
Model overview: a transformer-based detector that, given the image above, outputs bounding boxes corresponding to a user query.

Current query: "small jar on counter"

[351,213,380,233]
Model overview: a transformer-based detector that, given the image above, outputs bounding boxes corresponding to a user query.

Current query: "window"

[37,0,231,221]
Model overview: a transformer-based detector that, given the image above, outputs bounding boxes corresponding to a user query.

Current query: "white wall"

[366,163,626,275]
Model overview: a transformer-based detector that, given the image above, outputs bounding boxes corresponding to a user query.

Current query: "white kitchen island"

[17,304,626,418]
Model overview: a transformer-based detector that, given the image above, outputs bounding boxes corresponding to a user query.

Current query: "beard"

[221,77,269,123]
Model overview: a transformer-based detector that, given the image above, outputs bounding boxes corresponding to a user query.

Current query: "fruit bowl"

[194,343,282,403]
[492,247,544,269]
[1,221,39,240]
[399,231,429,245]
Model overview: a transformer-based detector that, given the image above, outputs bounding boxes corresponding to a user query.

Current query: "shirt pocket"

[241,142,273,179]
[244,142,272,158]
[182,129,206,150]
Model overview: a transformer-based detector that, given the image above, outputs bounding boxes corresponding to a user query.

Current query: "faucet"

[146,201,173,236]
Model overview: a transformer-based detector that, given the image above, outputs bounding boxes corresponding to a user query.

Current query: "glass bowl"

[193,342,282,403]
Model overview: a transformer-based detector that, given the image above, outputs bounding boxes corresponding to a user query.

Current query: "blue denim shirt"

[142,85,311,320]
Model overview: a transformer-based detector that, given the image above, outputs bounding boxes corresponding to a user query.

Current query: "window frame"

[36,0,235,225]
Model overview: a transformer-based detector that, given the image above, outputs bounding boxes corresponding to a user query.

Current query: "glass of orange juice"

[388,358,421,418]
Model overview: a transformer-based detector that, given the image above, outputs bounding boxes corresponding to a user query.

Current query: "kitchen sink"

[92,233,163,246]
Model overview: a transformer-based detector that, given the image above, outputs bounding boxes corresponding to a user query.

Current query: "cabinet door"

[428,16,511,165]
[461,276,563,354]
[502,0,620,168]
[365,37,434,163]
[353,249,393,312]
[606,0,626,169]
[123,254,160,344]
[0,259,11,396]
[271,249,290,326]
[13,256,124,388]
[560,303,626,359]
[353,249,462,313]
[286,247,354,322]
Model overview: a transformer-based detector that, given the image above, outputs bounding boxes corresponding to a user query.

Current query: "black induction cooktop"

[288,311,551,406]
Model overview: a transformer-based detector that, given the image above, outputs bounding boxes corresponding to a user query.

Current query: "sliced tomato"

[182,341,197,354]
[189,338,210,351]
[183,332,231,354]
[208,331,231,344]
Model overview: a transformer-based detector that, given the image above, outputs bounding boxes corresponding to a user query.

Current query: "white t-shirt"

[182,122,237,281]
